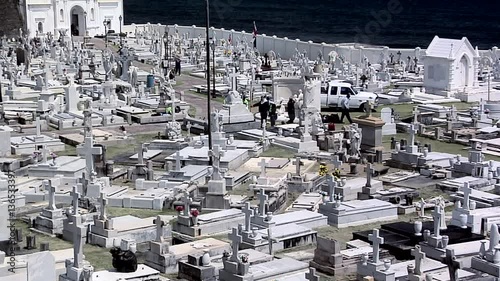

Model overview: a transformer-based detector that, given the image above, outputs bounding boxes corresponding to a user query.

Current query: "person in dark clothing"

[287,97,296,124]
[253,96,270,127]
[269,98,277,127]
[174,58,181,75]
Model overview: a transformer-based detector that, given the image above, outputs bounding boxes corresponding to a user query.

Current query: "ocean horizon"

[124,0,500,49]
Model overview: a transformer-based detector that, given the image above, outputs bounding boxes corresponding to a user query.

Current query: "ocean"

[124,0,500,49]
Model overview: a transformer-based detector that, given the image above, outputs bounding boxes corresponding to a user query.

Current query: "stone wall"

[0,0,24,37]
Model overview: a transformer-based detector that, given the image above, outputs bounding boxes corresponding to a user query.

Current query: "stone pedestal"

[205,179,230,209]
[35,208,65,235]
[352,116,385,150]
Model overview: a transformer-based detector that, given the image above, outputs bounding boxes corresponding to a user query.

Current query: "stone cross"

[257,188,268,216]
[327,175,336,202]
[41,144,48,164]
[305,267,320,281]
[137,143,148,165]
[460,182,471,211]
[175,151,181,171]
[228,227,242,262]
[209,144,225,180]
[409,124,417,147]
[411,245,425,275]
[72,218,85,269]
[242,202,254,232]
[76,136,103,179]
[368,228,384,263]
[35,116,41,136]
[412,107,419,124]
[365,163,374,188]
[182,194,192,217]
[293,156,301,176]
[432,205,442,237]
[258,159,268,178]
[332,155,342,169]
[441,248,461,281]
[99,192,107,221]
[72,185,80,215]
[153,215,165,242]
[44,180,56,210]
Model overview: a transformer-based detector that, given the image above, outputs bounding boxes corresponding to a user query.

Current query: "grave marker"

[368,229,384,263]
[411,245,425,275]
[242,202,254,232]
[228,227,242,262]
[257,188,268,216]
[153,215,166,243]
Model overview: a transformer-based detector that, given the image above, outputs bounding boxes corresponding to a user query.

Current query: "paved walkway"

[88,38,222,119]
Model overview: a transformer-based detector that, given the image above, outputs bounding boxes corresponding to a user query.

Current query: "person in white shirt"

[340,93,353,124]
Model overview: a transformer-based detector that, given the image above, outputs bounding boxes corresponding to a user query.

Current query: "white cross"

[365,163,375,187]
[411,245,425,275]
[175,151,182,171]
[409,124,417,148]
[258,159,268,178]
[460,182,471,211]
[77,136,103,177]
[293,156,301,176]
[99,192,107,221]
[305,267,319,281]
[35,116,41,136]
[138,143,148,165]
[45,180,56,210]
[412,106,419,124]
[432,205,442,237]
[71,185,80,215]
[257,188,268,216]
[327,175,336,202]
[368,228,384,263]
[228,227,242,262]
[242,202,254,232]
[182,193,192,217]
[153,215,165,242]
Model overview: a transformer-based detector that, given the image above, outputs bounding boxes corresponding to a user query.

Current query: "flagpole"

[205,0,213,156]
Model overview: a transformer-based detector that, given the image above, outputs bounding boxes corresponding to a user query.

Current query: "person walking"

[286,96,296,124]
[340,93,353,124]
[174,58,181,76]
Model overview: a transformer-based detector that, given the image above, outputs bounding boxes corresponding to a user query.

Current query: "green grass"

[188,105,197,117]
[382,133,500,162]
[106,207,179,219]
[105,133,159,159]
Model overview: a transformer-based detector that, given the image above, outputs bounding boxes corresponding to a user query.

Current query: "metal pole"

[488,70,491,102]
[212,38,216,99]
[206,0,213,154]
[119,17,123,47]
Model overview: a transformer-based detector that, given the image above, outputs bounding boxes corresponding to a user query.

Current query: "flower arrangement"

[50,152,58,159]
[175,205,184,213]
[190,208,200,217]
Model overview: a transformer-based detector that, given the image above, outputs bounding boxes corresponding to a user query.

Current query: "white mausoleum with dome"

[23,0,123,37]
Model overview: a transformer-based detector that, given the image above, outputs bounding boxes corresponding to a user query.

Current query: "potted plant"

[190,208,200,225]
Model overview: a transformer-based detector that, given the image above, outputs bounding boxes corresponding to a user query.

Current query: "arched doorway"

[459,55,469,88]
[70,6,85,36]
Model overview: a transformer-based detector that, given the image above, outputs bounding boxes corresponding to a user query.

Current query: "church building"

[23,0,123,38]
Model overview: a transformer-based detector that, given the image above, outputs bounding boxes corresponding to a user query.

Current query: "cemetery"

[4,4,500,281]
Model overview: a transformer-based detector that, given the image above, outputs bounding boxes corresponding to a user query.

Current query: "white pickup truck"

[320,81,378,111]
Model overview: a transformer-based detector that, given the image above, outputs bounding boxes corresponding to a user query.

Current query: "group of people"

[253,95,298,127]
[252,91,353,128]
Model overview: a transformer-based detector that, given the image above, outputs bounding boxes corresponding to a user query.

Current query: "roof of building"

[425,36,477,59]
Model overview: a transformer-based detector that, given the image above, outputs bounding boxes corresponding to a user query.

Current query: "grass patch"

[260,145,296,158]
[382,133,500,162]
[188,105,197,117]
[57,144,77,157]
[105,133,158,159]
[106,207,179,219]
[14,220,73,251]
